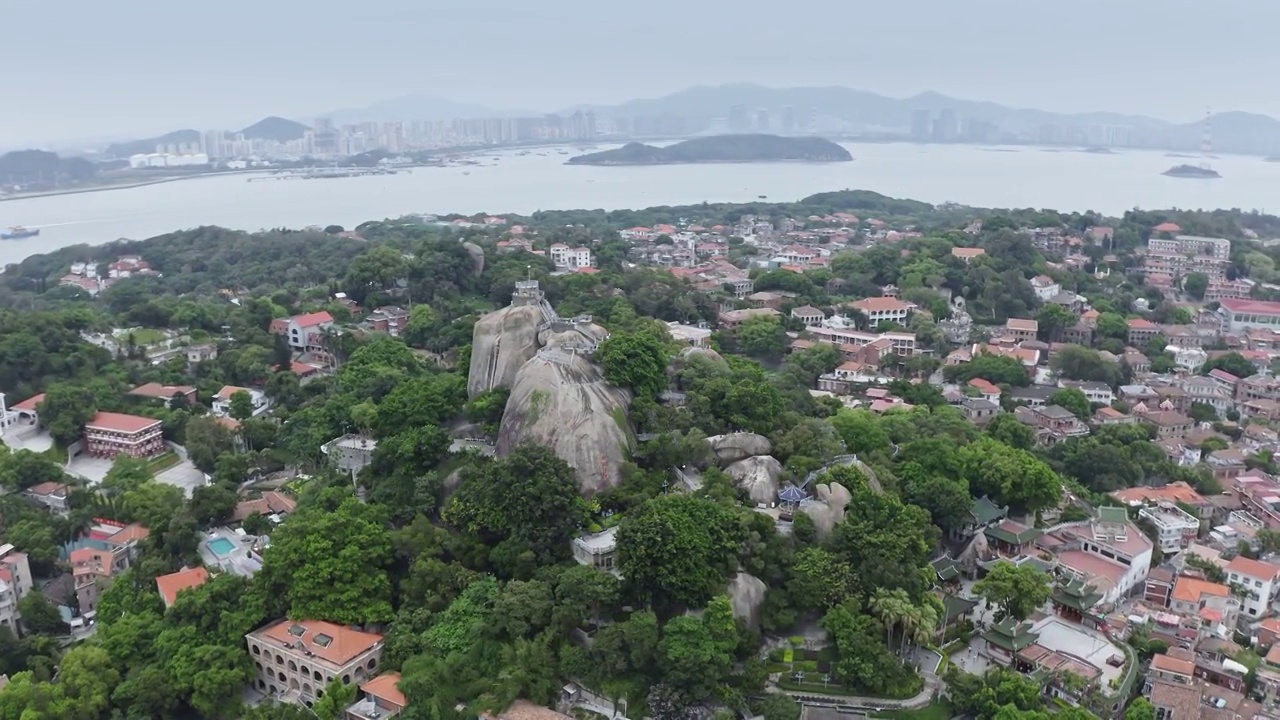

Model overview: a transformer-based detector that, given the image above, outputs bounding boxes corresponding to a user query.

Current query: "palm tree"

[869,589,900,648]
[897,605,918,655]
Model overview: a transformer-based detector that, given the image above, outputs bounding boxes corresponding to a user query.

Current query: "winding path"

[802,454,884,493]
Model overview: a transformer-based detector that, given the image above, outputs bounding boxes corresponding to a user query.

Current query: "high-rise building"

[728,104,750,132]
[756,110,770,132]
[312,119,338,156]
[911,109,932,140]
[932,109,958,142]
[781,106,796,133]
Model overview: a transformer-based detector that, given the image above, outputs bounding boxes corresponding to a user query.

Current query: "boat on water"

[1,226,39,240]
[1162,164,1221,179]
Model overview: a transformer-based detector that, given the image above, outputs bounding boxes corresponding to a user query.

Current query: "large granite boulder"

[496,325,632,496]
[725,455,784,504]
[800,481,853,540]
[706,432,772,465]
[461,241,485,276]
[727,572,767,630]
[467,304,542,398]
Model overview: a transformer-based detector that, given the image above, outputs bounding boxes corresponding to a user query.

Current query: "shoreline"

[0,171,261,203]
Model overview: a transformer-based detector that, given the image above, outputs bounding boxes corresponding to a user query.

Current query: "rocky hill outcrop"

[467,304,542,398]
[706,432,772,465]
[495,323,632,496]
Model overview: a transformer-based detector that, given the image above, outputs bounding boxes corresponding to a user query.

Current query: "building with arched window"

[245,619,384,705]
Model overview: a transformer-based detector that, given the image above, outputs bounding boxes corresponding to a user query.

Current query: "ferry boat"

[0,226,39,240]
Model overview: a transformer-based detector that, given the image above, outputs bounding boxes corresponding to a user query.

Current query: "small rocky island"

[566,134,853,165]
[1162,164,1221,179]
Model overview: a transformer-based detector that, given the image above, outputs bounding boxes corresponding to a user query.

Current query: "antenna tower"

[1200,108,1213,171]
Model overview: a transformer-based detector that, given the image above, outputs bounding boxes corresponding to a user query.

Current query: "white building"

[549,244,593,270]
[1030,275,1062,302]
[571,526,619,573]
[1166,345,1208,371]
[0,545,33,634]
[212,386,269,418]
[1056,508,1153,606]
[666,322,711,348]
[1136,503,1200,555]
[849,297,916,325]
[1225,555,1280,619]
[1058,380,1114,406]
[1218,299,1280,333]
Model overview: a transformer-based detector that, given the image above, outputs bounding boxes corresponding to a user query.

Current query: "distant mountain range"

[561,84,1280,154]
[97,83,1280,157]
[103,116,306,158]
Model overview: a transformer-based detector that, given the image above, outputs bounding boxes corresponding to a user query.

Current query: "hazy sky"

[5,0,1274,147]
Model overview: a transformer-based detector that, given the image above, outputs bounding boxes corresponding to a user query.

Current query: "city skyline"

[7,0,1280,146]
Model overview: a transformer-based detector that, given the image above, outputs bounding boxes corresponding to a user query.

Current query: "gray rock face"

[678,345,726,364]
[725,455,784,504]
[706,433,773,465]
[727,572,767,630]
[467,304,542,398]
[496,325,632,496]
[461,241,485,276]
[801,481,853,540]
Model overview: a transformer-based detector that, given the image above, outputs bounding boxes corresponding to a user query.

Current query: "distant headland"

[565,134,853,166]
[1162,164,1221,179]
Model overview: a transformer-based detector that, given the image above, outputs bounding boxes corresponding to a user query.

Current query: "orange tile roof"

[71,548,115,578]
[851,296,912,313]
[26,481,69,496]
[361,672,407,709]
[291,311,334,328]
[1006,318,1038,332]
[1111,481,1206,507]
[156,567,210,607]
[86,411,162,434]
[11,393,44,412]
[128,382,195,400]
[216,385,253,401]
[969,378,1000,394]
[1127,318,1158,329]
[1226,556,1280,581]
[252,619,383,668]
[1151,652,1195,676]
[105,522,150,547]
[1171,576,1229,604]
[951,247,986,258]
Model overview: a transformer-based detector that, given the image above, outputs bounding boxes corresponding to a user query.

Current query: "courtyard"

[66,451,206,496]
[955,614,1126,688]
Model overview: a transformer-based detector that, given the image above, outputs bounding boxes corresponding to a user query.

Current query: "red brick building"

[84,412,164,459]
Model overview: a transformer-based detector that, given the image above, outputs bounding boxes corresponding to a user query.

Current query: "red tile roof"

[26,481,69,496]
[85,411,162,434]
[951,247,986,259]
[1226,555,1280,581]
[11,393,44,412]
[1152,222,1182,233]
[253,619,382,667]
[851,296,913,313]
[156,567,210,607]
[292,311,334,328]
[1221,298,1280,316]
[128,382,195,400]
[361,673,407,709]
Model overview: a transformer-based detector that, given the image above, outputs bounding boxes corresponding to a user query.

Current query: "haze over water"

[3,142,1279,266]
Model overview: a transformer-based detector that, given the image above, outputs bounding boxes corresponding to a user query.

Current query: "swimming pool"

[207,537,236,557]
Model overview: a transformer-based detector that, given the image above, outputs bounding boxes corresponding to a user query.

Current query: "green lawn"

[117,328,168,346]
[145,452,181,474]
[872,701,954,720]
